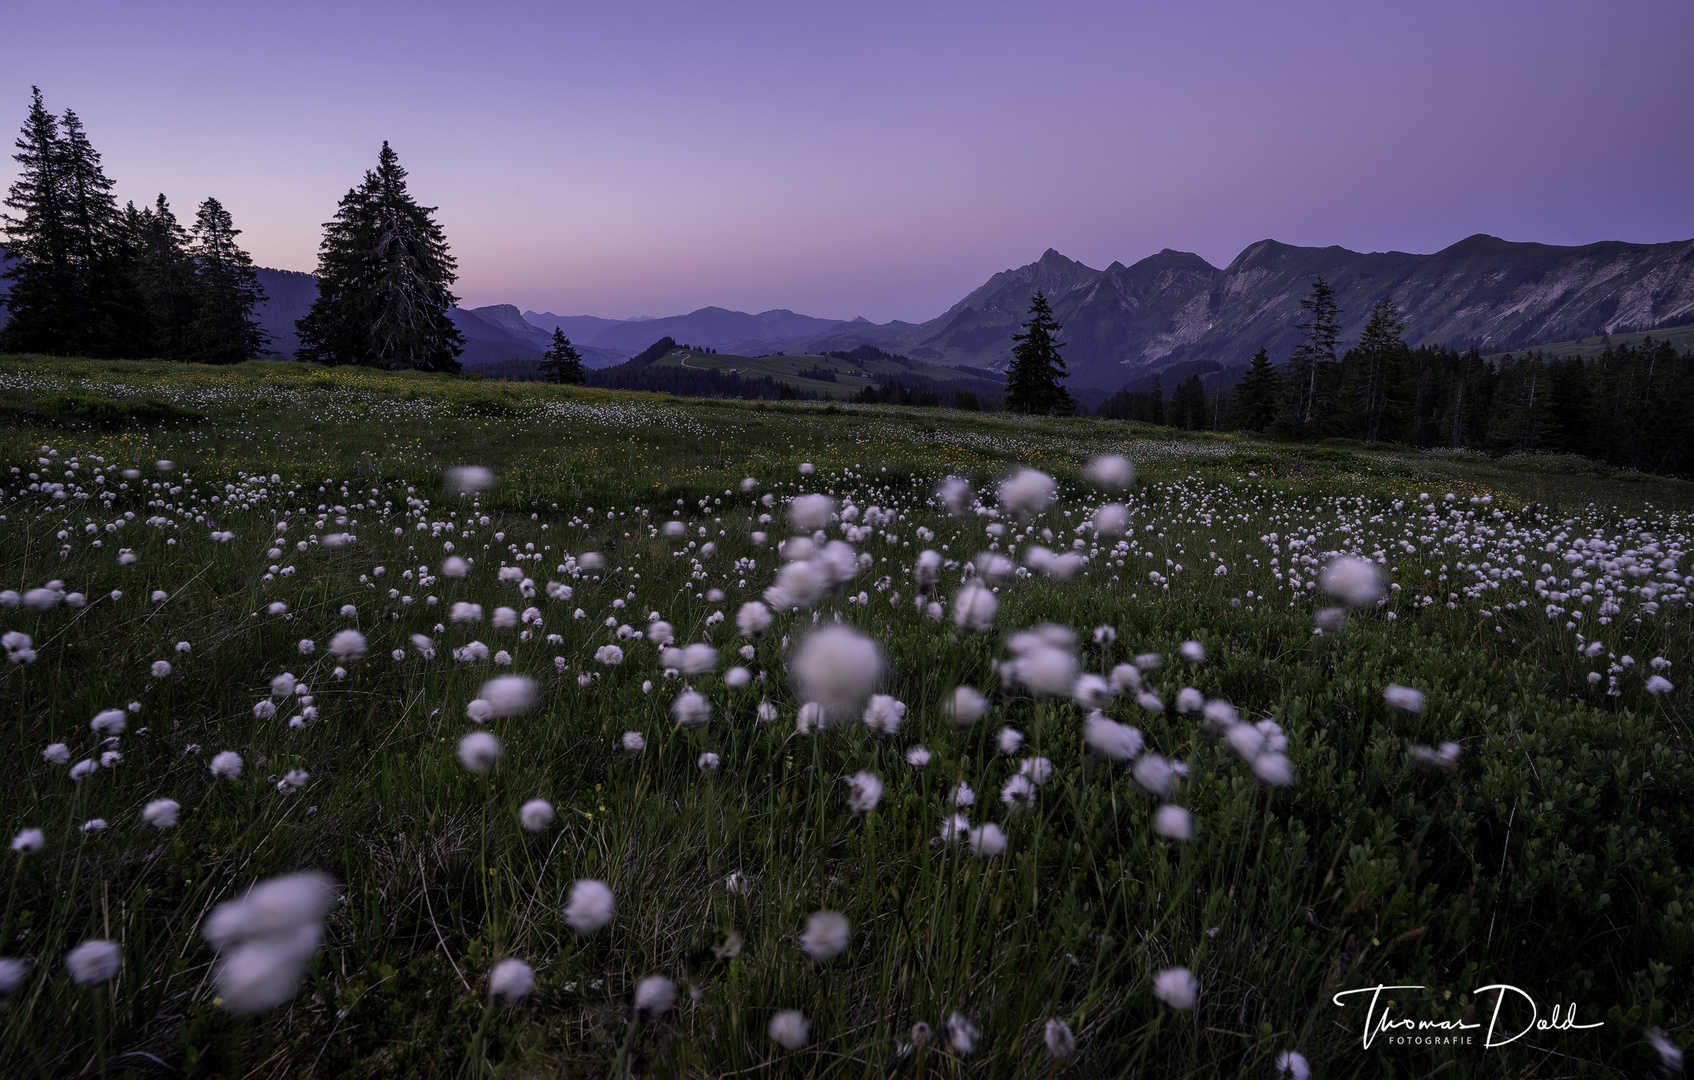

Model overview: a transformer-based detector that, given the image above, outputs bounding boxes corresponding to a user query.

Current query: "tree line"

[0,88,268,363]
[2,90,469,372]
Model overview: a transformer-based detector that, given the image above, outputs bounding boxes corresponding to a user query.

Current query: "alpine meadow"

[4,26,1694,1078]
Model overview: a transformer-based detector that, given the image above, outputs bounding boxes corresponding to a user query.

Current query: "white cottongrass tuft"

[862,694,906,735]
[947,1012,981,1053]
[969,822,1008,857]
[1045,1017,1076,1058]
[0,957,27,995]
[945,686,988,726]
[1001,774,1036,809]
[91,708,126,735]
[999,468,1056,518]
[791,626,883,724]
[1153,804,1195,841]
[1073,673,1111,709]
[151,660,172,678]
[1321,556,1384,607]
[905,745,932,768]
[950,781,975,807]
[769,1010,810,1050]
[681,643,718,675]
[801,910,851,960]
[1646,674,1674,695]
[725,666,751,689]
[202,872,336,1013]
[736,601,772,637]
[442,556,469,578]
[1179,640,1206,663]
[11,828,45,854]
[565,879,615,933]
[520,800,555,831]
[846,771,883,814]
[952,580,998,632]
[938,475,974,516]
[1093,503,1129,536]
[1132,753,1177,797]
[1409,742,1463,772]
[1275,1050,1312,1079]
[1084,454,1133,489]
[1176,687,1204,714]
[466,699,493,724]
[1646,1030,1683,1075]
[1383,684,1426,711]
[210,751,243,780]
[672,689,712,729]
[65,939,122,987]
[70,759,97,780]
[1084,714,1144,760]
[143,799,181,828]
[634,975,676,1017]
[480,675,537,717]
[997,726,1024,755]
[698,752,721,771]
[328,629,367,661]
[43,743,69,765]
[622,731,646,752]
[788,494,836,532]
[447,465,495,494]
[595,644,624,665]
[1152,966,1198,1009]
[457,731,502,773]
[489,958,535,1001]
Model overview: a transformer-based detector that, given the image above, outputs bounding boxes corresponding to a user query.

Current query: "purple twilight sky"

[5,0,1692,323]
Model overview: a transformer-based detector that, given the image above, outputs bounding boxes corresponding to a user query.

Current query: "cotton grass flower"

[634,975,676,1017]
[202,872,336,1013]
[489,959,535,1002]
[565,879,615,933]
[595,644,624,665]
[1275,1050,1312,1079]
[1383,684,1426,711]
[997,726,1024,754]
[210,751,243,780]
[151,660,172,678]
[1647,1030,1683,1075]
[43,743,69,765]
[673,689,712,729]
[947,1012,981,1053]
[1045,1018,1076,1058]
[466,699,493,723]
[520,799,555,831]
[447,465,494,495]
[621,731,646,752]
[862,694,906,735]
[725,666,751,689]
[736,601,772,637]
[91,708,126,735]
[11,828,45,854]
[791,626,882,724]
[846,771,883,813]
[1085,454,1133,489]
[769,1010,810,1050]
[1084,714,1144,760]
[143,799,181,827]
[480,675,537,717]
[65,940,121,987]
[70,758,98,780]
[457,731,502,773]
[800,910,850,960]
[1093,502,1129,536]
[1179,640,1206,663]
[999,468,1056,519]
[1646,674,1675,694]
[952,580,998,632]
[698,752,721,771]
[1153,967,1197,1009]
[1001,774,1036,809]
[1132,753,1177,797]
[0,958,27,996]
[1153,804,1195,841]
[1321,556,1384,606]
[905,744,931,768]
[945,686,988,726]
[969,822,1008,856]
[328,629,366,661]
[788,494,835,532]
[81,818,108,833]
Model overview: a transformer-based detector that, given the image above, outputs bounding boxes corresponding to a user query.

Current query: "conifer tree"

[1277,278,1341,436]
[1342,297,1410,441]
[539,328,586,383]
[1231,346,1281,431]
[127,194,199,361]
[1004,292,1074,415]
[295,142,464,371]
[1149,375,1165,426]
[186,197,269,364]
[1,88,76,354]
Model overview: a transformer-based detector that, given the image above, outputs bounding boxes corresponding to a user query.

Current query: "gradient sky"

[5,0,1692,322]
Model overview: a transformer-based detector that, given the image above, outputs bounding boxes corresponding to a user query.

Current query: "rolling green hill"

[1482,321,1694,362]
[645,346,999,400]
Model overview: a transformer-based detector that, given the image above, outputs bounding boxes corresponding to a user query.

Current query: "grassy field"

[646,348,995,401]
[1482,320,1694,362]
[0,354,1690,1078]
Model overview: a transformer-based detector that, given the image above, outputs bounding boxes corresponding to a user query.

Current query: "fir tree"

[295,142,464,371]
[127,194,199,361]
[1149,375,1165,426]
[1277,278,1341,437]
[1,88,75,354]
[1341,297,1410,441]
[1231,347,1281,431]
[186,197,269,364]
[539,328,586,384]
[1004,292,1073,415]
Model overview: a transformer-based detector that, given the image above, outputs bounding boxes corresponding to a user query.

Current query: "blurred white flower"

[43,743,69,765]
[769,1010,810,1050]
[1085,454,1133,489]
[1153,804,1194,841]
[565,879,615,933]
[634,975,676,1017]
[143,799,181,827]
[1045,1017,1076,1058]
[862,694,906,735]
[1153,967,1197,1009]
[480,675,537,717]
[1322,556,1384,607]
[905,744,932,768]
[970,822,1007,857]
[151,660,172,678]
[1084,714,1144,760]
[999,468,1056,518]
[595,644,624,665]
[11,828,45,854]
[947,1012,981,1053]
[622,731,646,752]
[447,466,494,495]
[846,771,883,813]
[788,494,835,532]
[791,626,882,725]
[801,911,850,960]
[90,708,126,735]
[1383,684,1426,711]
[520,799,554,831]
[457,731,501,773]
[1179,640,1206,663]
[945,686,988,726]
[952,580,998,632]
[673,689,712,729]
[202,872,336,1013]
[698,752,721,771]
[65,939,121,987]
[1275,1050,1312,1079]
[210,751,243,779]
[997,726,1025,755]
[489,958,535,1002]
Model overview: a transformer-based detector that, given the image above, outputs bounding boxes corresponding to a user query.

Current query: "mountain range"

[11,232,1694,388]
